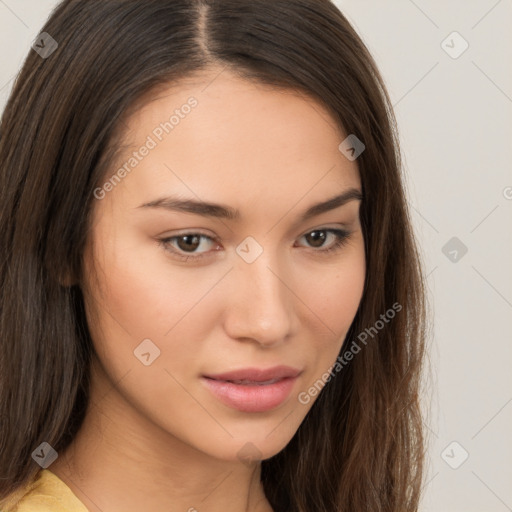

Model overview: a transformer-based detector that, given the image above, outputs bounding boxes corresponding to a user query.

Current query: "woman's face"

[83,68,366,463]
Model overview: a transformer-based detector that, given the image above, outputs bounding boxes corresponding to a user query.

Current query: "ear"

[56,266,79,287]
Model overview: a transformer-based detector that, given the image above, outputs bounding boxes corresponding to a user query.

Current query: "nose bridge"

[224,238,293,345]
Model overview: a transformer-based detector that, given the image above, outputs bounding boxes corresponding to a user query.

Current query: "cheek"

[300,244,365,326]
[83,231,224,394]
[294,244,366,371]
[85,229,207,341]
[82,236,217,428]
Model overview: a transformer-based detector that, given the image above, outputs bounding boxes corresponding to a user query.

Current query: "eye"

[295,228,351,255]
[158,232,220,262]
[158,228,352,262]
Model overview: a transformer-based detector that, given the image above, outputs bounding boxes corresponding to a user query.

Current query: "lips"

[201,365,302,412]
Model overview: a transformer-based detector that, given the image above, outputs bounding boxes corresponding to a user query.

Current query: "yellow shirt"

[1,469,88,512]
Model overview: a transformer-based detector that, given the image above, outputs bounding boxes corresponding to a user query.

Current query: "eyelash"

[158,228,351,263]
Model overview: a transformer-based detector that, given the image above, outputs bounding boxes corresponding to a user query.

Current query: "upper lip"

[203,365,302,382]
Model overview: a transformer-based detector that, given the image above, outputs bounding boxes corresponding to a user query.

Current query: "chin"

[189,413,304,465]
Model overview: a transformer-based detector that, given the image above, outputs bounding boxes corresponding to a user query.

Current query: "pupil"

[308,230,325,247]
[179,235,200,251]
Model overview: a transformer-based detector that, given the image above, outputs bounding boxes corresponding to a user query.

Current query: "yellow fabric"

[1,469,89,512]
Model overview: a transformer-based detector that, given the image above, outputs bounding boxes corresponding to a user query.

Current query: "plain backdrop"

[1,1,511,511]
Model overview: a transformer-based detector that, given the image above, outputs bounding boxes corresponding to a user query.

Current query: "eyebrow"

[137,187,363,223]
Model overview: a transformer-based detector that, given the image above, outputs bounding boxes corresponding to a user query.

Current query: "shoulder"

[1,469,89,512]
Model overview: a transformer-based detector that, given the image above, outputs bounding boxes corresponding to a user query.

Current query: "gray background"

[1,1,511,510]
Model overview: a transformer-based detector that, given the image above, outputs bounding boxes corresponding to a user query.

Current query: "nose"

[222,252,294,347]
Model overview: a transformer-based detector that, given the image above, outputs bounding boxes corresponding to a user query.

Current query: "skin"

[50,66,366,512]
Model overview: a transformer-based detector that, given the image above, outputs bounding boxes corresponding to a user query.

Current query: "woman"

[0,0,429,511]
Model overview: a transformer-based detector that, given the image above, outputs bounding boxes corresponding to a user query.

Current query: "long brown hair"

[0,1,430,510]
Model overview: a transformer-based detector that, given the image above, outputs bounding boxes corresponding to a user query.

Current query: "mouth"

[201,366,302,413]
[216,378,283,385]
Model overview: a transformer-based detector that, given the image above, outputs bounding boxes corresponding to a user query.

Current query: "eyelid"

[299,222,351,235]
[159,222,351,240]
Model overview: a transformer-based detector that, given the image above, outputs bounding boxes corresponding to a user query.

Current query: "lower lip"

[201,376,298,413]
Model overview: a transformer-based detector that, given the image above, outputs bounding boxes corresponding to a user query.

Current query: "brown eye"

[159,233,218,262]
[298,229,351,254]
[175,234,202,252]
[304,230,328,248]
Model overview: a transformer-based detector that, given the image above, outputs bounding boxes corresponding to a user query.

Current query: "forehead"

[106,69,361,213]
